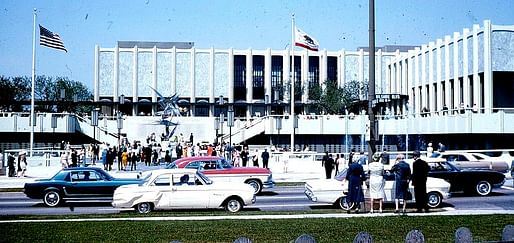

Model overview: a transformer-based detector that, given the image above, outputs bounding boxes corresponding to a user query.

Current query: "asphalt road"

[1,184,514,216]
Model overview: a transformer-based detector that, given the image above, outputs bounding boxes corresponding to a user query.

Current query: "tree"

[309,79,369,115]
[0,75,93,113]
[0,76,30,111]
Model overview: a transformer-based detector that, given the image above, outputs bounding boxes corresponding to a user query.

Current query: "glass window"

[253,55,265,99]
[308,56,319,87]
[153,174,171,186]
[234,55,246,101]
[327,56,338,82]
[271,56,283,101]
[185,161,201,169]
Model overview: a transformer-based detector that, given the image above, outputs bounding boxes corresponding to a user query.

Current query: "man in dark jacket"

[412,150,430,213]
[322,152,335,179]
[261,148,270,169]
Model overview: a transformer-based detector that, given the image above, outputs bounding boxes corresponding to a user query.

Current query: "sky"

[1,0,514,90]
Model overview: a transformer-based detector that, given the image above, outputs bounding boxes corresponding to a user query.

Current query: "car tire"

[136,202,152,214]
[224,198,243,213]
[427,192,442,208]
[246,179,262,195]
[43,190,61,207]
[337,196,355,211]
[475,180,492,196]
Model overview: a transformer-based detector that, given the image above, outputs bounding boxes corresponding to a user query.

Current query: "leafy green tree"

[0,76,30,111]
[309,79,368,115]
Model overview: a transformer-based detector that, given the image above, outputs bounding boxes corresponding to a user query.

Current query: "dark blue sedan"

[24,167,143,207]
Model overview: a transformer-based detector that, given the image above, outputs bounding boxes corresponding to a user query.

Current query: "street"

[1,184,514,216]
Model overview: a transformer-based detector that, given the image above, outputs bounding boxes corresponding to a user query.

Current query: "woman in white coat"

[368,152,385,213]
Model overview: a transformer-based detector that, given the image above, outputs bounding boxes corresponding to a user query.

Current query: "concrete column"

[152,46,158,115]
[483,20,493,114]
[265,48,272,115]
[94,45,100,102]
[283,49,290,106]
[246,49,253,118]
[321,49,327,85]
[114,45,120,104]
[436,39,443,111]
[453,32,460,112]
[209,47,215,117]
[472,24,480,114]
[414,47,420,115]
[133,46,138,116]
[462,28,470,108]
[171,46,176,95]
[302,51,309,103]
[396,50,401,94]
[228,48,234,104]
[385,59,391,95]
[358,49,364,99]
[444,35,452,110]
[421,45,427,110]
[339,49,346,88]
[377,49,383,93]
[428,42,435,113]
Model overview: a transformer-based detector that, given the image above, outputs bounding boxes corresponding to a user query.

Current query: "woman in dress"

[345,158,366,213]
[368,152,385,213]
[391,154,412,214]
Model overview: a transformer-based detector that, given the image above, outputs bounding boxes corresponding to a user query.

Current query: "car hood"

[206,167,271,174]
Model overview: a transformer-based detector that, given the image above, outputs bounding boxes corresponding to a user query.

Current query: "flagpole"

[290,14,295,152]
[30,8,37,157]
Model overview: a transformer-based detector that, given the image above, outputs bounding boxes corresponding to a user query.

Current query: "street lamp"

[117,111,123,149]
[214,117,220,145]
[276,116,282,148]
[91,108,99,163]
[227,107,234,149]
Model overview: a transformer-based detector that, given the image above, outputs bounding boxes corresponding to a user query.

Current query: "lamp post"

[117,111,123,150]
[227,107,234,148]
[276,116,282,148]
[218,95,225,144]
[214,117,220,145]
[345,107,349,157]
[91,108,99,163]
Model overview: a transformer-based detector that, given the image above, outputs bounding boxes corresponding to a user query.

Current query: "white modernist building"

[85,19,513,151]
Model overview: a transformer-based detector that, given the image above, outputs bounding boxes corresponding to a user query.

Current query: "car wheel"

[476,181,492,196]
[427,192,442,208]
[338,196,354,211]
[136,202,152,214]
[225,198,243,213]
[246,179,262,194]
[43,190,61,207]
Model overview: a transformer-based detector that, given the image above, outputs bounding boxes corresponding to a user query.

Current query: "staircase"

[74,115,119,145]
[221,116,267,144]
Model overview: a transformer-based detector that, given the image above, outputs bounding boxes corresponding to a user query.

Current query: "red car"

[166,156,274,194]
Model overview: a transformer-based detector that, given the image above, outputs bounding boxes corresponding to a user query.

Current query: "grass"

[1,214,512,242]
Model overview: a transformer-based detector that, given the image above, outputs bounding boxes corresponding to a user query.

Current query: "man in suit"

[412,150,430,213]
[261,148,270,169]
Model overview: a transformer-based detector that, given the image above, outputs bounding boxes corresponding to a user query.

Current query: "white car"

[112,169,256,213]
[304,169,451,210]
[430,151,510,173]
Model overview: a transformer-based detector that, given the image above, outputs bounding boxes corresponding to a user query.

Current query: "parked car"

[304,169,451,210]
[427,161,505,196]
[112,169,256,213]
[430,151,510,173]
[165,156,274,194]
[24,167,143,207]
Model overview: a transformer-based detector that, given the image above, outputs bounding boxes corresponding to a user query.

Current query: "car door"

[151,173,174,209]
[66,170,103,197]
[169,173,210,209]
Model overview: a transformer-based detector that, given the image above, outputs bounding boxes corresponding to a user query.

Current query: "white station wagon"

[305,169,451,210]
[112,169,256,213]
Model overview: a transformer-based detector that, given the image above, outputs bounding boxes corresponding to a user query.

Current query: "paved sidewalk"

[0,156,326,188]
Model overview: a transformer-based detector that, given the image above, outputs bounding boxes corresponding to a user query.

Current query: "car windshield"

[165,162,177,169]
[219,158,233,168]
[429,161,459,172]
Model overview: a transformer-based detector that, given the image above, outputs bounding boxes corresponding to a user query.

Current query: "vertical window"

[308,56,320,88]
[271,56,283,101]
[234,55,246,101]
[290,56,302,101]
[327,56,338,82]
[253,55,265,99]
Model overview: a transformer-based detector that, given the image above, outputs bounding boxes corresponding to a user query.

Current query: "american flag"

[39,25,67,52]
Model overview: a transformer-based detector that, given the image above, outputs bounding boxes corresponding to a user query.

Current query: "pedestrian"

[426,142,434,157]
[345,156,366,213]
[252,149,259,167]
[357,151,367,166]
[70,149,78,167]
[17,150,27,177]
[130,152,138,171]
[368,152,385,213]
[101,148,108,170]
[261,148,270,169]
[175,143,183,159]
[391,154,411,214]
[323,152,335,179]
[60,152,68,169]
[164,150,172,164]
[232,148,241,167]
[282,148,289,173]
[381,148,390,165]
[412,150,430,213]
[348,149,355,165]
[189,133,194,144]
[337,153,348,174]
[240,147,249,167]
[335,154,340,175]
[438,142,446,152]
[7,152,16,177]
[122,149,129,170]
